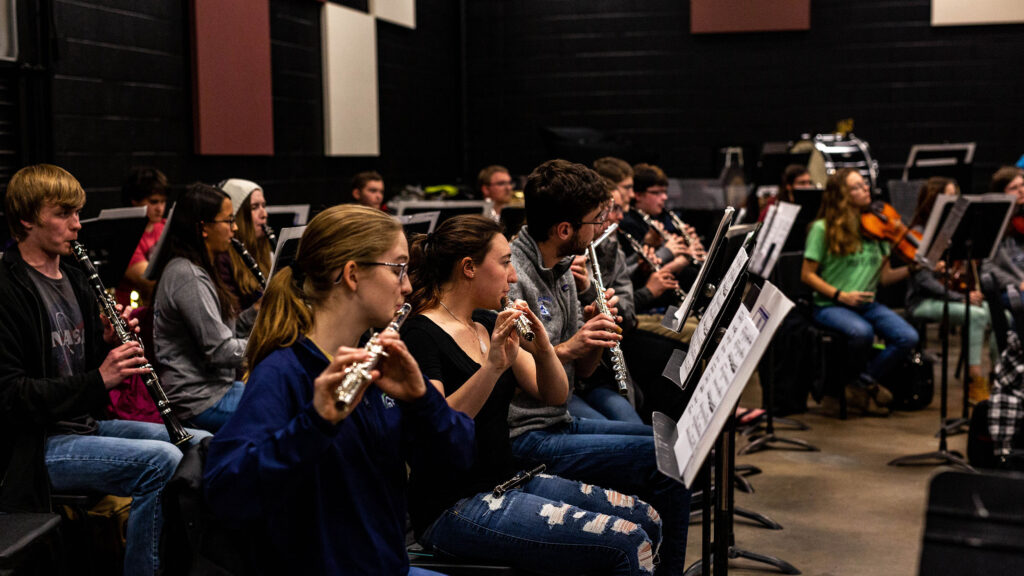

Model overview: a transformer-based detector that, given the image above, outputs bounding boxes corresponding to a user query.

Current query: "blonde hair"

[5,164,86,241]
[818,168,862,256]
[245,204,402,371]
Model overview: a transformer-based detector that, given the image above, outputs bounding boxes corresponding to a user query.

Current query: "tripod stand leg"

[730,547,801,574]
[887,450,975,471]
[735,506,783,530]
[739,433,820,455]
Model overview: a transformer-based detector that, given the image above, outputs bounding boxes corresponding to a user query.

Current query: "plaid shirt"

[990,331,1024,456]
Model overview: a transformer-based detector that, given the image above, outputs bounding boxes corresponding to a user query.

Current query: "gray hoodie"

[154,257,249,419]
[507,227,577,437]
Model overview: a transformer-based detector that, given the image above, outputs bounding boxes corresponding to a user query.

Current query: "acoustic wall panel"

[932,0,1024,26]
[322,3,379,157]
[691,0,809,34]
[373,0,416,29]
[191,0,273,155]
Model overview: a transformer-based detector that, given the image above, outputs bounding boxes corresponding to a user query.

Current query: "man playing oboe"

[0,164,209,576]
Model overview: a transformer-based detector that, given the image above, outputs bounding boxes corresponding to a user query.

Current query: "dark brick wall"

[463,0,1024,192]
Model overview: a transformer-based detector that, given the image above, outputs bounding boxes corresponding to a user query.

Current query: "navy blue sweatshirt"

[203,337,475,575]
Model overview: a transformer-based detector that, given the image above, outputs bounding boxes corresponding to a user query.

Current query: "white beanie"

[218,178,262,217]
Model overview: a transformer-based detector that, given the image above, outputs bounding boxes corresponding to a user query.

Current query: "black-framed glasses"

[335,261,409,284]
[579,209,610,227]
[204,218,236,225]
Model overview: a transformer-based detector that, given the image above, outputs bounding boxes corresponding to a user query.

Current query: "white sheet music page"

[757,202,801,278]
[678,247,750,385]
[673,281,794,488]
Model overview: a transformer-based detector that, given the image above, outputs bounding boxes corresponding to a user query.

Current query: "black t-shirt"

[402,310,518,537]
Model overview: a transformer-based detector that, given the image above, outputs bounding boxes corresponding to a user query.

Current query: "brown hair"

[991,166,1024,193]
[632,163,668,194]
[818,168,862,256]
[523,159,610,241]
[593,157,633,184]
[228,193,273,299]
[245,204,402,371]
[350,171,383,194]
[910,177,957,230]
[408,214,503,315]
[5,164,85,242]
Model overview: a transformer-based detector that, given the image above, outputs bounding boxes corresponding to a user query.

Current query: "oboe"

[667,211,704,263]
[585,243,629,397]
[70,242,193,446]
[262,224,278,251]
[618,229,687,302]
[335,303,413,413]
[230,238,267,291]
[501,296,535,342]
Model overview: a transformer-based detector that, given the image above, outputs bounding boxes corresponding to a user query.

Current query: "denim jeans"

[422,474,662,575]
[45,420,211,575]
[187,380,245,433]
[813,302,919,383]
[911,299,991,366]
[569,387,644,424]
[510,418,690,576]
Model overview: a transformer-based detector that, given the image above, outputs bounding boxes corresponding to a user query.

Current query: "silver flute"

[230,238,267,291]
[71,242,193,446]
[262,224,278,251]
[618,229,687,302]
[502,296,535,342]
[334,303,413,412]
[666,211,704,263]
[585,243,630,397]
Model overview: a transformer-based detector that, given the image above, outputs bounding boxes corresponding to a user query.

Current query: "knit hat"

[218,178,262,217]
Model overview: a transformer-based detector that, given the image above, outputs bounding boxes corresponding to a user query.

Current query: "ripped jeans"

[421,474,662,575]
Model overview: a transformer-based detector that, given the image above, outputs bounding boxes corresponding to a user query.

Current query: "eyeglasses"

[205,219,236,225]
[335,261,409,284]
[580,209,610,227]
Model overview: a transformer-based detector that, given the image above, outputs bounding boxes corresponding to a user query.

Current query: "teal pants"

[910,299,991,367]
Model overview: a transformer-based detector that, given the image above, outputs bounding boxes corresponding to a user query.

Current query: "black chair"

[919,470,1024,575]
[0,512,62,575]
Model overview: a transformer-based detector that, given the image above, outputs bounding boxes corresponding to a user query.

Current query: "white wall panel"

[932,0,1024,26]
[322,3,379,157]
[372,0,415,30]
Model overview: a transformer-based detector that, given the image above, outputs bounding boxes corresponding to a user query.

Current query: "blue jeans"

[45,420,211,575]
[813,302,919,383]
[510,418,690,576]
[569,388,644,424]
[188,381,245,433]
[422,474,662,575]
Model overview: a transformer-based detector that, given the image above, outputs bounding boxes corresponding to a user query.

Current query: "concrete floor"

[684,334,974,575]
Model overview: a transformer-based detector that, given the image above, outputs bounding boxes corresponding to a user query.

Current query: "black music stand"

[268,226,306,279]
[77,207,148,287]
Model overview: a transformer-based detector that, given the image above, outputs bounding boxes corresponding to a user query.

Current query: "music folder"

[78,206,148,287]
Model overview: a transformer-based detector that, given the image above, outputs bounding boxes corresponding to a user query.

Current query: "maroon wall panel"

[191,0,274,155]
[691,0,810,34]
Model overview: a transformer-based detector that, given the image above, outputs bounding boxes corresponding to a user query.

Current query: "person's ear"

[555,222,573,241]
[340,261,359,291]
[460,256,475,279]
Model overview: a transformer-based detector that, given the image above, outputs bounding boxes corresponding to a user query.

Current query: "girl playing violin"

[800,168,919,415]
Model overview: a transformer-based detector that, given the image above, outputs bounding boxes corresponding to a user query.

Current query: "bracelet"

[832,289,842,303]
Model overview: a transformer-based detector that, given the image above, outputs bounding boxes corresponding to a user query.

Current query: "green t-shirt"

[803,219,889,307]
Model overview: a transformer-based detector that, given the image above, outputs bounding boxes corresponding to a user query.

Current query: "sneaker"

[846,385,869,412]
[968,376,990,405]
[862,396,891,417]
[858,374,893,407]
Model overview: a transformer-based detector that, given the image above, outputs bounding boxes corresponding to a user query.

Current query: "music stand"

[498,204,527,238]
[399,212,440,238]
[662,208,735,333]
[268,226,307,280]
[77,206,148,287]
[266,204,311,229]
[392,199,494,227]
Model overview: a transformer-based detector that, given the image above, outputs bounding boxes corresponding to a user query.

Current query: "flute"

[618,229,687,302]
[230,238,267,291]
[71,242,193,446]
[334,303,413,413]
[585,243,630,397]
[502,296,535,342]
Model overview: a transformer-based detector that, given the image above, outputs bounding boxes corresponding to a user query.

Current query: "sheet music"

[672,282,794,487]
[754,204,776,249]
[920,195,968,268]
[678,247,750,384]
[750,202,801,278]
[668,207,736,332]
[268,226,307,278]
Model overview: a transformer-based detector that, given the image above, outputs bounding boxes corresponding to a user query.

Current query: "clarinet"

[666,211,705,263]
[70,242,193,446]
[492,464,546,497]
[501,296,535,342]
[230,238,267,291]
[335,303,413,413]
[635,209,673,243]
[618,229,687,302]
[585,243,630,397]
[262,224,278,252]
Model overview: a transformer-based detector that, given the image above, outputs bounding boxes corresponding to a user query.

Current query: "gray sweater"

[507,227,577,437]
[154,257,250,419]
[981,236,1024,292]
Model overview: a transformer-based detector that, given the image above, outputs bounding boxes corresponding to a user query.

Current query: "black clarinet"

[70,242,193,446]
[262,224,278,252]
[492,464,546,497]
[618,229,687,302]
[230,238,267,291]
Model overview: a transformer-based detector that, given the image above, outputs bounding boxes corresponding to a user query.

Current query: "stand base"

[887,449,975,472]
[690,506,783,530]
[739,433,820,455]
[936,417,969,437]
[741,415,810,436]
[684,547,801,575]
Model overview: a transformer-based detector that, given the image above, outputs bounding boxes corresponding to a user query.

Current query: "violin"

[1012,214,1024,237]
[860,201,923,264]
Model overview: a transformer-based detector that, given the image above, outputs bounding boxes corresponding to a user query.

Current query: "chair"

[919,470,1024,575]
[0,512,62,575]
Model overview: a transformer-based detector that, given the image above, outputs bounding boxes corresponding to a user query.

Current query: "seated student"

[507,159,691,575]
[204,204,473,575]
[478,164,515,220]
[402,214,662,575]
[594,156,636,204]
[981,166,1024,295]
[759,164,812,222]
[906,177,992,403]
[350,170,386,211]
[0,164,209,576]
[219,178,272,310]
[152,183,254,432]
[800,168,918,415]
[115,166,168,307]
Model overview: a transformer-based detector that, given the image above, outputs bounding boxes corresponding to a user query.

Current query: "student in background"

[116,166,168,307]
